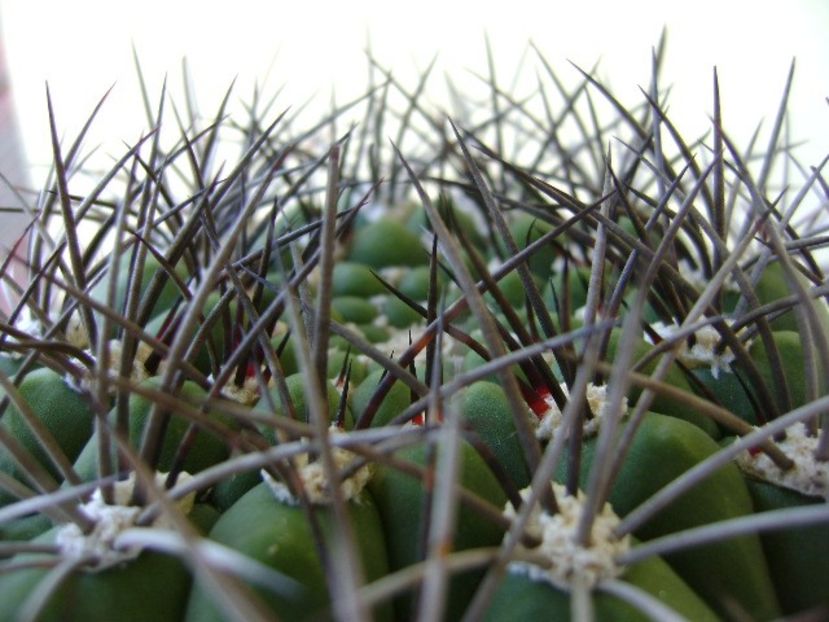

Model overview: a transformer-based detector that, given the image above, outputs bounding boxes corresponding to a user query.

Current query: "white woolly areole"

[65,313,90,350]
[536,383,627,441]
[377,266,407,285]
[270,320,289,341]
[505,483,630,590]
[106,339,154,384]
[650,321,737,379]
[356,321,464,371]
[65,339,154,395]
[55,471,195,570]
[2,308,45,359]
[261,431,372,505]
[366,294,398,329]
[15,308,45,339]
[216,374,263,406]
[735,423,829,499]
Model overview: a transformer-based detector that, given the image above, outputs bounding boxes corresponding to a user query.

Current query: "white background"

[0,0,827,191]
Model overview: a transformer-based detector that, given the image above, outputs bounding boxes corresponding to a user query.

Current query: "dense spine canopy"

[0,37,826,621]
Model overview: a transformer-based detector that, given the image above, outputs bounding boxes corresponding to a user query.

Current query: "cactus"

[0,35,827,621]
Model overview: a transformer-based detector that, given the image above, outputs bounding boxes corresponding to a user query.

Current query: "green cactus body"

[725,261,829,333]
[0,511,53,546]
[506,213,557,281]
[257,372,351,436]
[695,330,823,427]
[459,380,532,489]
[559,412,780,620]
[382,295,423,328]
[368,439,508,620]
[0,368,95,506]
[484,548,719,621]
[0,528,193,622]
[397,265,446,301]
[347,218,427,268]
[405,196,487,252]
[351,369,414,428]
[184,483,392,622]
[544,264,592,315]
[0,492,219,621]
[0,354,27,378]
[331,262,386,298]
[745,478,829,614]
[72,378,233,481]
[330,296,379,325]
[605,329,721,438]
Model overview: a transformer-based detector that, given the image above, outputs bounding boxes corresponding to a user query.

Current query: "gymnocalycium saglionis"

[0,34,827,621]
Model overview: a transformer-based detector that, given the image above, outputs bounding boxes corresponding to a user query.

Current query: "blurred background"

[0,0,826,247]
